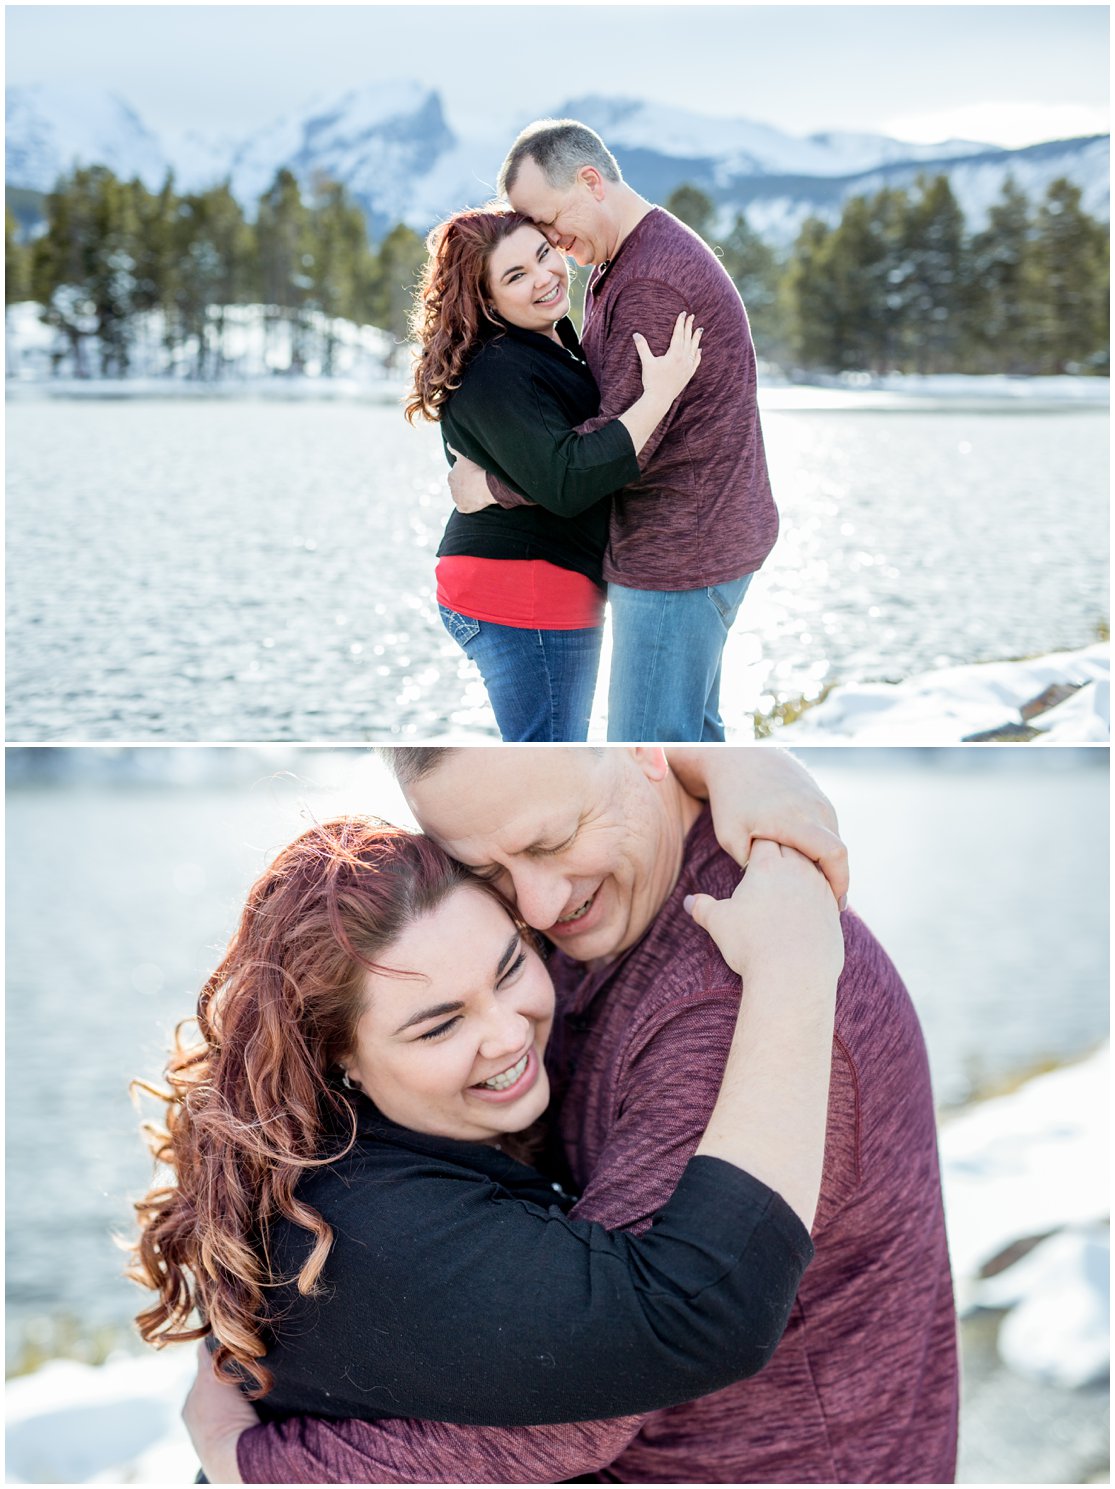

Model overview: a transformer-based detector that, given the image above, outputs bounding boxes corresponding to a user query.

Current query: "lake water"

[5,396,1109,740]
[5,747,1108,1366]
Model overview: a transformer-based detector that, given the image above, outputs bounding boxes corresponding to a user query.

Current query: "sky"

[5,3,1109,149]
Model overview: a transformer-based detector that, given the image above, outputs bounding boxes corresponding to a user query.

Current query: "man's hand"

[667,747,849,907]
[181,1341,256,1485]
[447,447,498,513]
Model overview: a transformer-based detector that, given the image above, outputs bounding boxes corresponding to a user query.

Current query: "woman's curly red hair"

[126,817,475,1397]
[404,206,535,424]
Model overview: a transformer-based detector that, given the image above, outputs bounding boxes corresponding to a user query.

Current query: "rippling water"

[5,397,1109,739]
[5,749,1108,1363]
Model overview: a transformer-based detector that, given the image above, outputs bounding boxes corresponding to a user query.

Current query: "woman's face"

[342,883,555,1145]
[486,225,570,334]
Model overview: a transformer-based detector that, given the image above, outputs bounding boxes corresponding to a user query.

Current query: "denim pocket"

[439,605,481,649]
[706,576,750,625]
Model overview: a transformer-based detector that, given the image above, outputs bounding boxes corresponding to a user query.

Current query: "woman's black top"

[248,1097,813,1428]
[436,316,640,587]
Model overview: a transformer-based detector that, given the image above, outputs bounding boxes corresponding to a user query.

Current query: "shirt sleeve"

[575,278,691,471]
[485,468,535,509]
[238,1408,643,1484]
[569,994,740,1235]
[451,370,641,519]
[235,1153,812,1483]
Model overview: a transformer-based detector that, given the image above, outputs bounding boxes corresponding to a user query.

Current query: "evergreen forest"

[5,165,1109,379]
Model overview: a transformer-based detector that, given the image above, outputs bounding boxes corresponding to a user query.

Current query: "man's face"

[507,157,611,267]
[404,749,683,965]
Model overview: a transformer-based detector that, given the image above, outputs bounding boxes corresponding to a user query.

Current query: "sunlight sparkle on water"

[5,400,1108,739]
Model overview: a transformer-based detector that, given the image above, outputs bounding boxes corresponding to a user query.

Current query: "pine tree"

[784,216,837,369]
[30,167,126,376]
[173,183,254,377]
[307,176,374,373]
[370,222,428,370]
[87,167,141,375]
[665,184,717,241]
[816,191,907,371]
[256,168,314,372]
[718,212,788,361]
[5,207,30,305]
[900,175,968,374]
[965,177,1034,372]
[1029,178,1109,374]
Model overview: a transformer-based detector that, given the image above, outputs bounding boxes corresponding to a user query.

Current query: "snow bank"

[781,642,1110,743]
[4,302,404,388]
[760,373,1110,411]
[5,1347,198,1484]
[939,1044,1109,1387]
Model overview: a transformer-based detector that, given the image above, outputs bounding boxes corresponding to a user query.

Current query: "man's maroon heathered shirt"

[237,808,958,1484]
[545,807,959,1483]
[579,207,779,591]
[488,207,779,591]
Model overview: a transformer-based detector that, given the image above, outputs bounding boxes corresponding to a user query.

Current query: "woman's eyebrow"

[392,934,519,1033]
[496,930,522,978]
[393,1000,465,1035]
[498,243,548,282]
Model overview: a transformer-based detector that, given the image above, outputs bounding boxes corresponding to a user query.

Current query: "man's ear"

[579,166,606,199]
[633,747,669,783]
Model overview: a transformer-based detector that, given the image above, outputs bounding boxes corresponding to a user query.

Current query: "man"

[449,120,778,742]
[199,747,958,1484]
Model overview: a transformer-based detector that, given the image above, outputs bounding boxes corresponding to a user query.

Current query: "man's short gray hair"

[499,120,623,198]
[377,747,457,786]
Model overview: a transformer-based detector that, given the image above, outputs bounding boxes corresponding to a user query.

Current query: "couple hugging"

[132,748,958,1483]
[408,118,778,743]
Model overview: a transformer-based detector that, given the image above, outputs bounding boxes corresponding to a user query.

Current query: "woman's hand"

[689,839,842,1231]
[633,311,703,407]
[685,839,845,992]
[181,1341,255,1485]
[668,747,849,907]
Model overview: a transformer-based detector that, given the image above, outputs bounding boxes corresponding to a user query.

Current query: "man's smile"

[556,894,594,924]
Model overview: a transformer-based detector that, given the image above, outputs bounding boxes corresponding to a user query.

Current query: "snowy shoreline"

[6,369,1110,413]
[5,303,1110,409]
[770,641,1110,744]
[6,1044,1109,1485]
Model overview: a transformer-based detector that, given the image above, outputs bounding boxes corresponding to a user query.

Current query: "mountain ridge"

[6,81,1108,243]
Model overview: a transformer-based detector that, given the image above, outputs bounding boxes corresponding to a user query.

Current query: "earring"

[341,1072,355,1090]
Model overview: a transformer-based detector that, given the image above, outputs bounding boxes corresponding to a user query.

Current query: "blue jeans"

[440,606,603,742]
[606,575,753,741]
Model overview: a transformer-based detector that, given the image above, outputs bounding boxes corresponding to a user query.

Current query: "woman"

[131,817,841,1482]
[406,208,701,741]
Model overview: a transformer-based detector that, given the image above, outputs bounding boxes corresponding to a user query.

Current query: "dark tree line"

[666,174,1109,376]
[5,166,426,377]
[6,165,1107,378]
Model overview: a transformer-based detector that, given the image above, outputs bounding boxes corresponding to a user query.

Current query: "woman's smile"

[344,883,555,1143]
[469,1045,542,1103]
[486,225,571,335]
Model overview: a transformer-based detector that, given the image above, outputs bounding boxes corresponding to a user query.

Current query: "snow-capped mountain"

[557,94,995,178]
[6,83,169,195]
[702,133,1112,245]
[5,81,1109,245]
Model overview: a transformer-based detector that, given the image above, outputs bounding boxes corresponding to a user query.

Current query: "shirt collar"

[592,206,661,289]
[483,312,584,363]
